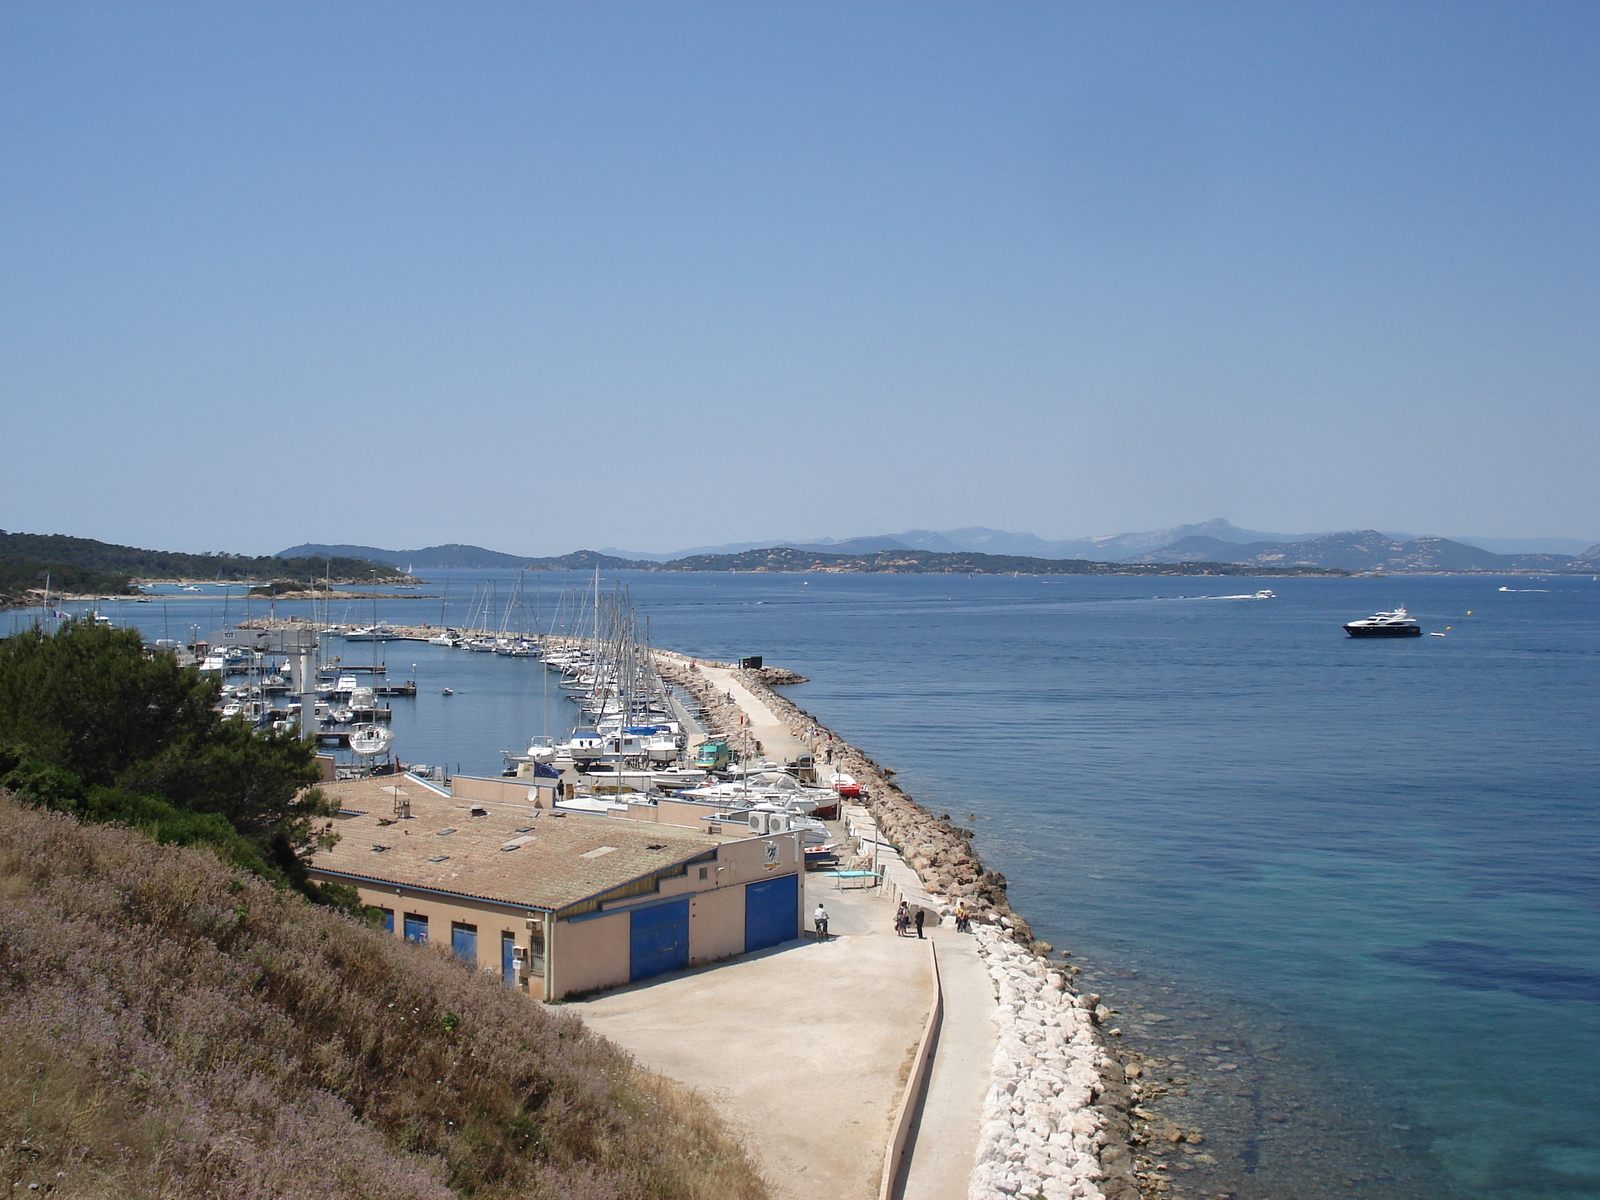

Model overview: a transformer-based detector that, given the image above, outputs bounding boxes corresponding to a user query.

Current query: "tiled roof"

[309,775,728,911]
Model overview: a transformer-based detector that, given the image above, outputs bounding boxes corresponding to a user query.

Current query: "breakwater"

[238,618,1199,1199]
[649,647,1188,1200]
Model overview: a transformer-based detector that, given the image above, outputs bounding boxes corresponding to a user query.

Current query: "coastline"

[650,647,1158,1200]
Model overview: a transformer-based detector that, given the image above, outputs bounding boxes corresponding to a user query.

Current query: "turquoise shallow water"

[53,570,1599,1199]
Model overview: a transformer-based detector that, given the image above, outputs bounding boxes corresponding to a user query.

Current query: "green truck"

[693,738,732,771]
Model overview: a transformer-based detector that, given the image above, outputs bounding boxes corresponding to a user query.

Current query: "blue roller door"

[745,873,799,954]
[630,898,690,982]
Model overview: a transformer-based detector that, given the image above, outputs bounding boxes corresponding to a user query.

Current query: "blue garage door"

[745,873,799,954]
[502,932,516,988]
[630,899,690,982]
[451,923,477,966]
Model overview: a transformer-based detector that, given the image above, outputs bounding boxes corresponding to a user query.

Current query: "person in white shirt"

[813,903,829,941]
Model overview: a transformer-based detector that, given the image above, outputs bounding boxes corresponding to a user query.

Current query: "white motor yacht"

[1343,607,1423,638]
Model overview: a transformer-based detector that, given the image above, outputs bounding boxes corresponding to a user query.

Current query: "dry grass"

[0,795,768,1200]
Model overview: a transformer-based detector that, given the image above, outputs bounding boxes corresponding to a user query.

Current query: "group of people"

[812,899,975,942]
[894,900,925,938]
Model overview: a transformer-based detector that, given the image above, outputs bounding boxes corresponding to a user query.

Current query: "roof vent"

[436,828,456,836]
[579,845,618,859]
[427,854,449,863]
[370,844,390,853]
[469,804,488,817]
[646,843,666,850]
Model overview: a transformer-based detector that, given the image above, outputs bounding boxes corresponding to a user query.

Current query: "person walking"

[894,900,909,937]
[813,902,829,942]
[914,907,926,939]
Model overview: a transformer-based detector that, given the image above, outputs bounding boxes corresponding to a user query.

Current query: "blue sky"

[3,2,1596,555]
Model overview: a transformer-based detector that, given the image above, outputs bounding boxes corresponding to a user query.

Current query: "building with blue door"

[308,774,806,1000]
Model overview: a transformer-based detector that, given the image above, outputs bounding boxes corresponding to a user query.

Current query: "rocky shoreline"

[649,649,1197,1200]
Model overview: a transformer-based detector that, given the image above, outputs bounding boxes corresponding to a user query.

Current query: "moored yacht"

[1343,607,1423,637]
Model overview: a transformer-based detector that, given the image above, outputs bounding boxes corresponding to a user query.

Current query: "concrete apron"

[573,881,932,1200]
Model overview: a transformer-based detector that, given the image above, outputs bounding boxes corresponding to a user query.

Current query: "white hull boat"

[349,724,394,758]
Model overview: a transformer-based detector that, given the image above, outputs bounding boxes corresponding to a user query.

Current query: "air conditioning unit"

[512,945,527,963]
[747,811,769,835]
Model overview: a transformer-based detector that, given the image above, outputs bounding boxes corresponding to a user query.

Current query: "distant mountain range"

[280,521,1600,574]
[599,520,1600,563]
[488,547,1343,577]
[1131,531,1593,573]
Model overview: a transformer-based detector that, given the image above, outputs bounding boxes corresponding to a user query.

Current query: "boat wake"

[1162,590,1277,601]
[1499,587,1550,592]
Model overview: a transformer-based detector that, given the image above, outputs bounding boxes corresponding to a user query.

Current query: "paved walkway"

[696,663,809,763]
[574,882,930,1200]
[621,662,998,1200]
[901,921,995,1200]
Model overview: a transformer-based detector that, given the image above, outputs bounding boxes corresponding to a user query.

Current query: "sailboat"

[349,724,394,758]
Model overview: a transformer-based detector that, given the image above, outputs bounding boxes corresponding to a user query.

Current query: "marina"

[15,569,1598,1200]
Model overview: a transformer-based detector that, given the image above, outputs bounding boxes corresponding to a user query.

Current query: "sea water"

[58,570,1600,1200]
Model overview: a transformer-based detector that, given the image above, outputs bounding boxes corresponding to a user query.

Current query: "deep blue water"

[29,570,1599,1199]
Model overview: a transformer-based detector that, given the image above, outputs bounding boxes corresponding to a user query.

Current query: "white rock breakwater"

[970,926,1141,1200]
[645,648,1147,1199]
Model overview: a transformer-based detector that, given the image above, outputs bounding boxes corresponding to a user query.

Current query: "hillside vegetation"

[0,618,766,1198]
[0,530,410,605]
[0,620,332,893]
[0,797,767,1200]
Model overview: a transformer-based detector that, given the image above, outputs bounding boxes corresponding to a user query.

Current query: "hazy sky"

[3,2,1596,556]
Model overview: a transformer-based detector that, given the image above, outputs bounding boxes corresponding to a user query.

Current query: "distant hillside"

[280,526,1599,577]
[1134,530,1589,572]
[0,531,406,605]
[626,519,1316,562]
[519,546,1344,576]
[0,797,764,1200]
[278,542,531,569]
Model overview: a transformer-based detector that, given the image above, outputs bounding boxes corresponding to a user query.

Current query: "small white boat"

[349,724,394,758]
[343,625,402,642]
[829,772,860,798]
[1254,589,1276,600]
[521,736,557,763]
[440,687,455,696]
[650,766,709,790]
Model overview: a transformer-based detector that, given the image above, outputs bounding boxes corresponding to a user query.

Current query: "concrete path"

[696,663,809,763]
[574,882,931,1200]
[900,921,995,1200]
[629,663,999,1200]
